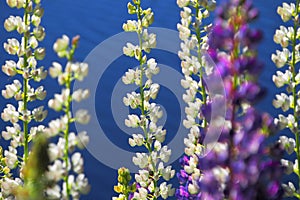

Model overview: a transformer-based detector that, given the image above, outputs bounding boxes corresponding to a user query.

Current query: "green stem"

[124,189,129,200]
[228,5,242,200]
[137,4,145,118]
[136,2,147,142]
[136,2,157,199]
[291,0,300,194]
[63,84,72,199]
[63,51,75,200]
[195,4,208,128]
[23,79,29,161]
[23,0,30,166]
[63,80,71,200]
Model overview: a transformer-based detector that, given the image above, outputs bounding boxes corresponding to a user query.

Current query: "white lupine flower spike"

[273,2,300,199]
[47,35,90,199]
[176,0,217,198]
[113,0,175,199]
[1,0,53,198]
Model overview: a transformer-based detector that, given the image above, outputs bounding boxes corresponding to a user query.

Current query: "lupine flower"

[113,167,136,200]
[2,60,17,76]
[113,1,175,199]
[46,35,90,199]
[175,0,217,199]
[200,1,284,199]
[277,3,295,22]
[177,0,285,199]
[272,1,300,198]
[53,34,69,57]
[75,109,90,124]
[32,106,47,122]
[1,1,50,197]
[14,135,51,200]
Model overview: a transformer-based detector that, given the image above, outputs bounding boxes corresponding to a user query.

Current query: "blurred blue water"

[0,0,296,199]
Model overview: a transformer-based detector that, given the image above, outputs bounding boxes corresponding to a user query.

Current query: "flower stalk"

[113,0,175,199]
[175,0,216,198]
[1,0,48,196]
[46,35,90,199]
[291,0,300,192]
[23,0,30,165]
[179,0,285,199]
[272,1,300,198]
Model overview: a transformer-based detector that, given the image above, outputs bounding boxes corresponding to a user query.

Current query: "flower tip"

[72,35,80,47]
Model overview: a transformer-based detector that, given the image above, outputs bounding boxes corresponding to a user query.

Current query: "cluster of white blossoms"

[178,0,216,152]
[0,0,48,198]
[113,1,175,199]
[177,0,215,194]
[272,1,300,198]
[45,35,90,200]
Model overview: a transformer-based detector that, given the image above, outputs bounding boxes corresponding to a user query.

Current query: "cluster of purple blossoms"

[177,0,285,199]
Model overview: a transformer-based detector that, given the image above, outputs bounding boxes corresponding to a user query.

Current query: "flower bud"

[3,166,10,174]
[22,70,30,79]
[15,92,22,101]
[17,57,24,69]
[277,3,293,22]
[24,0,32,11]
[34,47,45,60]
[77,131,89,149]
[53,35,69,53]
[75,109,90,124]
[2,60,17,76]
[16,21,26,34]
[123,20,137,32]
[177,0,189,8]
[142,12,154,28]
[29,36,38,49]
[35,86,46,100]
[207,0,216,11]
[49,62,62,78]
[4,16,17,32]
[123,43,137,57]
[32,15,41,27]
[33,26,45,41]
[127,2,136,14]
[27,57,37,68]
[34,7,44,17]
[16,0,25,8]
[282,182,296,197]
[32,106,47,122]
[6,0,17,8]
[4,38,20,55]
[125,114,140,128]
[72,35,80,47]
[281,159,293,174]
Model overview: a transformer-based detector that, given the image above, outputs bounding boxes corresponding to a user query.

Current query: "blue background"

[0,0,296,199]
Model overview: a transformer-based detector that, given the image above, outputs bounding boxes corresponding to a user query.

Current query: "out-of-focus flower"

[4,146,18,169]
[75,109,90,124]
[32,106,47,122]
[177,0,285,199]
[53,35,69,57]
[47,35,90,199]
